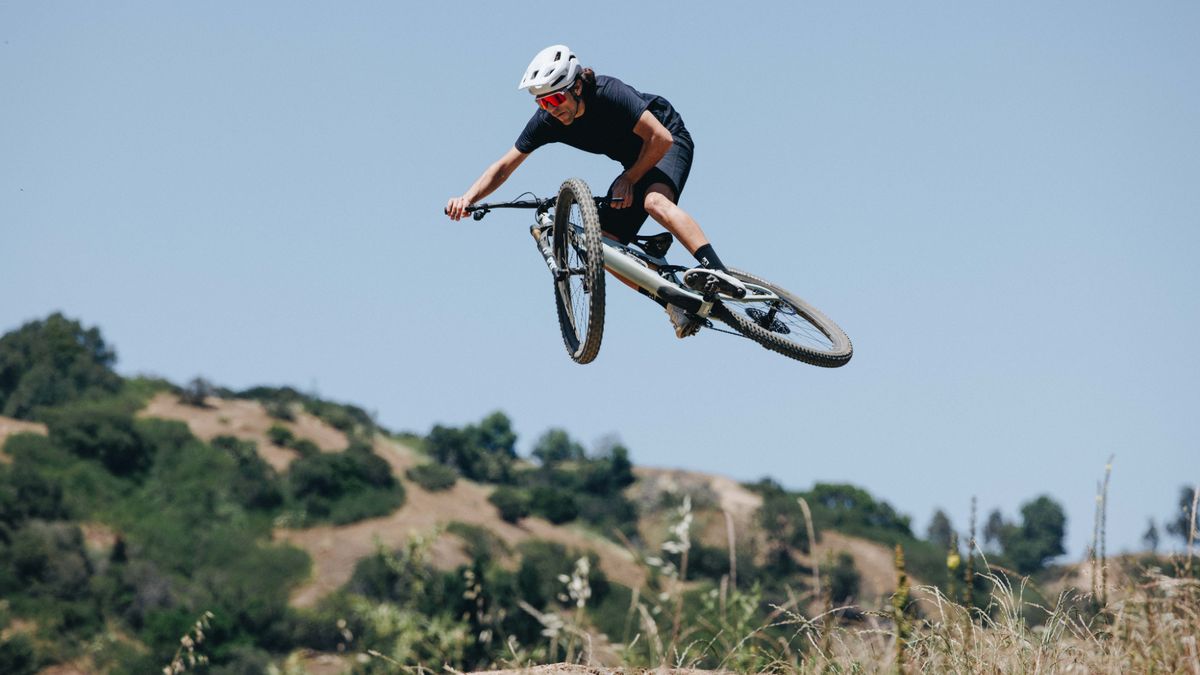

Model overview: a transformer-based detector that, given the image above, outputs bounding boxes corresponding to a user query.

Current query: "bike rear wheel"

[552,178,605,364]
[711,268,852,367]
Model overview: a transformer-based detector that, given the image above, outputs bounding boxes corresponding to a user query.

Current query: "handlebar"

[445,196,619,221]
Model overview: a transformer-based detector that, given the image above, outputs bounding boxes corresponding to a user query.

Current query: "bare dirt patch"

[139,392,349,472]
[276,439,645,608]
[804,531,900,605]
[0,415,47,463]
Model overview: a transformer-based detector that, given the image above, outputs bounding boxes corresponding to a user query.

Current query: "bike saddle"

[634,232,674,258]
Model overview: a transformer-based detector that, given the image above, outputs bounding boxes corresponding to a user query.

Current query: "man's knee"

[643,183,678,220]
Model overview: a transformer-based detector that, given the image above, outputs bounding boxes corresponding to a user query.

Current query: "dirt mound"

[276,439,646,608]
[139,392,349,471]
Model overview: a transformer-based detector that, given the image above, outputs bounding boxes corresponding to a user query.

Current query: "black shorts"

[600,131,694,244]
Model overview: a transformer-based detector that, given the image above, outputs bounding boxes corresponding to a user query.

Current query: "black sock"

[693,244,726,271]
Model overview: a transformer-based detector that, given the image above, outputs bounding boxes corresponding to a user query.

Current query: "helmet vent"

[554,51,562,61]
[551,74,566,87]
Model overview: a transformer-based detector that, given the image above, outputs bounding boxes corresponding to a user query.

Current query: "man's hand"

[610,174,633,210]
[445,195,473,221]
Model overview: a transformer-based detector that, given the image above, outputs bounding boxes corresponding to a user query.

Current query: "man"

[446,44,745,338]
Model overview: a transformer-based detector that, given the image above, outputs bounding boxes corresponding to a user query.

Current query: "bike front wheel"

[711,268,853,367]
[551,177,606,364]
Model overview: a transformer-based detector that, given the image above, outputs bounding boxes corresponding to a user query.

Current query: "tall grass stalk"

[1100,455,1113,607]
[797,497,819,608]
[1188,485,1199,562]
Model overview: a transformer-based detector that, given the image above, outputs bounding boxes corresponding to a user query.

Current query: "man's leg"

[643,184,744,298]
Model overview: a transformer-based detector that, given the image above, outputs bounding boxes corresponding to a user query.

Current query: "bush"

[45,401,152,476]
[446,522,510,561]
[425,413,517,484]
[210,436,283,510]
[265,400,295,421]
[488,487,531,524]
[0,633,36,675]
[287,446,404,524]
[406,463,457,492]
[290,439,320,457]
[267,424,294,447]
[827,551,862,604]
[530,486,579,524]
[178,377,215,408]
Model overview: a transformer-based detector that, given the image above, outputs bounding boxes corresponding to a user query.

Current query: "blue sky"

[2,1,1197,559]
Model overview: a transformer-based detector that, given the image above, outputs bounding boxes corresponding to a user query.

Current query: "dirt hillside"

[134,394,911,613]
[276,438,646,607]
[139,392,349,471]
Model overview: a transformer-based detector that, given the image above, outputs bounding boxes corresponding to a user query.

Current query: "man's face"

[537,83,582,125]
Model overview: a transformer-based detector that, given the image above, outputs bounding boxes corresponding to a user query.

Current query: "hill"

[1,313,1195,674]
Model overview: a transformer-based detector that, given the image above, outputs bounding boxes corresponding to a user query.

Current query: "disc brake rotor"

[745,306,791,334]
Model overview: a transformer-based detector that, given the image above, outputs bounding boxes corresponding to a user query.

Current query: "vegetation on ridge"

[0,313,1195,673]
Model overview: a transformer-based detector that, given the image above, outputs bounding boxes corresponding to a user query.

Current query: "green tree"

[475,411,517,459]
[1166,485,1198,544]
[805,483,913,537]
[983,509,1005,552]
[999,495,1067,574]
[531,428,584,467]
[426,418,514,483]
[1142,518,1160,553]
[45,401,153,476]
[0,313,122,419]
[488,486,531,523]
[757,482,811,574]
[926,509,954,550]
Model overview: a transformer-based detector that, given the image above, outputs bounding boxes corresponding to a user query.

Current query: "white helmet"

[517,44,581,95]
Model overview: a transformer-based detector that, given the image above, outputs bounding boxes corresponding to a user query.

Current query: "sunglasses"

[536,90,570,110]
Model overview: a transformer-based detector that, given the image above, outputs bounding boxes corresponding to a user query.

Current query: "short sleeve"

[596,78,653,130]
[515,111,555,154]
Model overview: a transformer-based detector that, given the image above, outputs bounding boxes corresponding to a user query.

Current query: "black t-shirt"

[514,75,688,170]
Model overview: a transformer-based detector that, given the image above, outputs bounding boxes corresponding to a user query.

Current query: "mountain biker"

[445,44,747,338]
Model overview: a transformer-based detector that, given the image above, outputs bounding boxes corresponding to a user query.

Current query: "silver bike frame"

[532,213,778,320]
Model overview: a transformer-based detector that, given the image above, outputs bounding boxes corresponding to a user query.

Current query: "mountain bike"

[455,177,853,368]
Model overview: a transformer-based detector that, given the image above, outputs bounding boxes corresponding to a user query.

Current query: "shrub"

[446,521,510,561]
[178,377,216,408]
[266,424,294,447]
[827,551,862,605]
[265,400,295,421]
[530,486,579,524]
[290,439,320,457]
[45,401,152,476]
[406,463,458,492]
[210,435,283,510]
[287,446,404,524]
[425,413,517,484]
[488,487,531,524]
[0,633,36,675]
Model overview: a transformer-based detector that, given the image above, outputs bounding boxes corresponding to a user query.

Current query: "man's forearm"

[623,134,673,183]
[466,161,513,202]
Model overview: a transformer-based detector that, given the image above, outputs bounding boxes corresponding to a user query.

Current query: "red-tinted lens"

[537,91,568,110]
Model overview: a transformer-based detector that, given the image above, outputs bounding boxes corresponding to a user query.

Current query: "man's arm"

[610,111,673,209]
[446,146,530,220]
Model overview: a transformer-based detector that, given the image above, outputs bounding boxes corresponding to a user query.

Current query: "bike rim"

[556,202,592,344]
[723,284,837,352]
